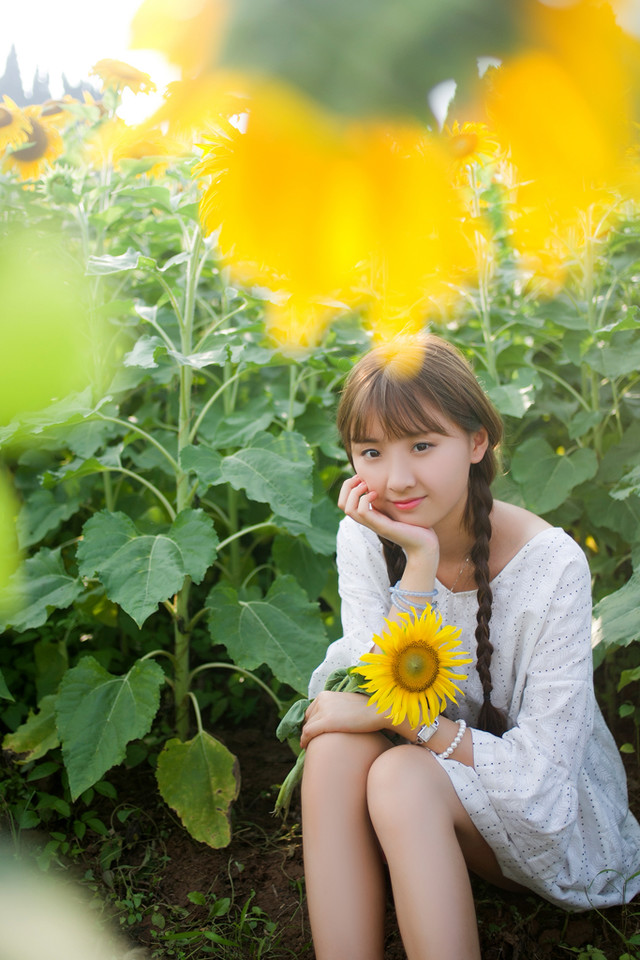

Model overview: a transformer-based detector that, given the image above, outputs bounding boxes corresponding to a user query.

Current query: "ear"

[470,427,489,464]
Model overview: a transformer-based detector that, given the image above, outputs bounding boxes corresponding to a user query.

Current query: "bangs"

[347,371,449,447]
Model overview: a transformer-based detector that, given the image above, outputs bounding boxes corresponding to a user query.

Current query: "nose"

[386,452,417,494]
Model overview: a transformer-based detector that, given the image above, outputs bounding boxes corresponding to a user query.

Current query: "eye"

[413,441,432,452]
[360,448,380,459]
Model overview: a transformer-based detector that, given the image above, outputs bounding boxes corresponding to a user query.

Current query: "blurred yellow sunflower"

[444,120,501,171]
[39,96,76,127]
[130,0,229,79]
[90,59,156,95]
[359,607,471,729]
[0,96,29,151]
[194,80,474,343]
[3,107,63,181]
[86,117,186,174]
[486,0,639,268]
[141,74,245,138]
[82,90,108,117]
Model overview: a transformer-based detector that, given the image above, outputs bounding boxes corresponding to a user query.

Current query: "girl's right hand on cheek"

[337,475,439,564]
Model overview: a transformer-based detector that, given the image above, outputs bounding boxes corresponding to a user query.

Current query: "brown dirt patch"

[89,724,640,960]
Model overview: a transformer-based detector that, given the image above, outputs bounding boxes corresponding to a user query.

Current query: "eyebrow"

[352,430,440,445]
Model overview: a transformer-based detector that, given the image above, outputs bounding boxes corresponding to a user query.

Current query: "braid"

[467,466,507,737]
[381,538,406,586]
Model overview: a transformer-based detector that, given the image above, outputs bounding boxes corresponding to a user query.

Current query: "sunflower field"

[0,0,640,954]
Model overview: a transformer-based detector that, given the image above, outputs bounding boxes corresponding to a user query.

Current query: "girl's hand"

[338,475,439,565]
[300,690,390,749]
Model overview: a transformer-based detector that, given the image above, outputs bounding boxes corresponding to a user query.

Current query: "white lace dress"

[308,517,640,910]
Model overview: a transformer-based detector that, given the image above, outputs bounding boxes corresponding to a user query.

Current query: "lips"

[391,497,425,510]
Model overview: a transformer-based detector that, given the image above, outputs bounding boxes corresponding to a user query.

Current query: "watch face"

[417,717,439,743]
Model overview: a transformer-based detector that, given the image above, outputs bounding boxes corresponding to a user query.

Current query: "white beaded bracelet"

[436,719,466,760]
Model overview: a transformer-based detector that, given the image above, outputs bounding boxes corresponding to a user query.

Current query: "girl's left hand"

[300,690,390,749]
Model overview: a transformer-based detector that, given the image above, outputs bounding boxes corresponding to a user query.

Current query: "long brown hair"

[337,335,507,736]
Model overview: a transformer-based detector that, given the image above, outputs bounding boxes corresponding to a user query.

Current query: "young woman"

[300,335,640,960]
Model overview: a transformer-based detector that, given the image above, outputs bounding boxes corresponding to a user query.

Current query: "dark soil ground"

[94,720,640,960]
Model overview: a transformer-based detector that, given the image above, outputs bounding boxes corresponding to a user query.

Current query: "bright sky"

[1,0,177,123]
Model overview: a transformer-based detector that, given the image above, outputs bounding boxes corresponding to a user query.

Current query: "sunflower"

[39,96,76,127]
[3,107,63,181]
[0,96,29,151]
[90,59,156,95]
[444,120,501,172]
[85,117,186,175]
[358,607,471,728]
[130,0,228,80]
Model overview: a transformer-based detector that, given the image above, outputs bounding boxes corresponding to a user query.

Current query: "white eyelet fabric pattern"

[308,517,640,910]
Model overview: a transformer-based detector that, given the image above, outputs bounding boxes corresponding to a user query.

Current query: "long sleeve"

[308,518,390,696]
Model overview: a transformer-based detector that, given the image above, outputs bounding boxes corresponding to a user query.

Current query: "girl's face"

[350,409,488,532]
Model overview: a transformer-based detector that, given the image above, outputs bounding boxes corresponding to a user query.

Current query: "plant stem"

[97,414,179,471]
[188,368,244,443]
[100,466,176,520]
[217,520,277,552]
[190,662,283,712]
[188,691,204,736]
[173,225,203,740]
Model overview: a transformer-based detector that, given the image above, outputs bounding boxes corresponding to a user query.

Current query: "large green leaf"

[0,668,13,701]
[274,496,341,554]
[86,248,144,275]
[171,510,220,583]
[218,432,313,524]
[77,509,218,627]
[598,421,640,483]
[56,656,165,799]
[0,547,83,633]
[44,447,123,486]
[273,534,330,599]
[0,389,95,447]
[206,575,329,695]
[486,379,536,419]
[3,695,59,761]
[584,330,640,379]
[593,573,640,650]
[510,438,598,514]
[180,444,223,488]
[124,335,167,369]
[186,431,314,520]
[156,732,240,848]
[611,466,640,501]
[16,486,82,550]
[200,401,274,448]
[35,639,69,701]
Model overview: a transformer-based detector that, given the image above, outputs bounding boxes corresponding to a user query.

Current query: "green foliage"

[0,133,362,847]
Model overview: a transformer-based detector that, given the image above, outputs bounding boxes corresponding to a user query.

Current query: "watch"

[413,717,439,745]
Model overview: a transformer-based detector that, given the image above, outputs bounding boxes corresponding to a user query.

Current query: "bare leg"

[366,745,498,960]
[301,731,392,960]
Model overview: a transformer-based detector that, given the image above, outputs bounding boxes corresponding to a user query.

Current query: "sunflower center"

[0,108,12,128]
[13,120,48,161]
[392,643,439,692]
[41,102,63,119]
[450,133,478,159]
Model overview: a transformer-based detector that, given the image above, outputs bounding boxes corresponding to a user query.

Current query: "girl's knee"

[303,732,388,790]
[366,745,445,828]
